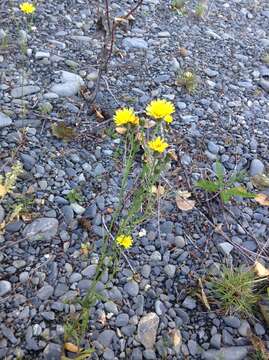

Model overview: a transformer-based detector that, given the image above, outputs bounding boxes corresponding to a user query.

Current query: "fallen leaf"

[0,184,7,199]
[51,123,76,141]
[255,193,269,206]
[179,47,188,57]
[151,185,165,197]
[254,261,269,277]
[115,126,127,135]
[169,329,182,353]
[167,149,178,161]
[144,119,156,129]
[64,342,80,353]
[198,278,211,311]
[251,174,269,189]
[176,190,195,211]
[78,218,91,231]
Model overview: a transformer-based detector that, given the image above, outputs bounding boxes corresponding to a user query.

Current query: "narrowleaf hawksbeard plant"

[113,99,174,251]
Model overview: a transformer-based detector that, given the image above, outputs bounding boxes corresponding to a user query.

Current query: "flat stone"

[223,316,241,328]
[0,280,11,297]
[23,218,58,241]
[238,320,251,337]
[81,264,97,279]
[182,296,196,310]
[97,329,115,348]
[115,313,129,327]
[0,112,12,128]
[137,312,159,349]
[37,285,54,300]
[35,51,50,59]
[1,324,17,344]
[50,71,84,97]
[164,264,176,278]
[202,346,248,360]
[11,85,40,98]
[122,37,148,50]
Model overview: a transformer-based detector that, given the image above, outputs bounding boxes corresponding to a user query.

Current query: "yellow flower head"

[20,2,36,14]
[164,115,173,124]
[146,99,175,120]
[114,108,139,126]
[116,234,133,249]
[148,137,168,153]
[184,71,193,78]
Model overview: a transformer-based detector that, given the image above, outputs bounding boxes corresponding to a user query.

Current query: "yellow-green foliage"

[177,70,198,93]
[0,162,23,199]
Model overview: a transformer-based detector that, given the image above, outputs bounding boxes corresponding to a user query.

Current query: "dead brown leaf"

[64,342,80,353]
[115,126,127,135]
[176,190,195,211]
[254,261,269,277]
[51,123,76,141]
[151,185,165,198]
[251,174,269,189]
[255,193,269,206]
[198,278,211,311]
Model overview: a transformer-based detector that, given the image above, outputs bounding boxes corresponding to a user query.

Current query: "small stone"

[37,285,54,301]
[182,296,196,310]
[94,163,106,176]
[35,51,50,59]
[150,251,162,262]
[164,264,176,278]
[141,264,151,278]
[259,79,269,93]
[122,37,148,50]
[23,218,58,241]
[250,159,265,176]
[174,236,186,248]
[131,348,143,360]
[70,203,85,215]
[238,320,251,337]
[81,264,97,279]
[218,242,234,256]
[208,141,220,154]
[210,334,221,349]
[104,301,118,315]
[33,324,42,336]
[1,324,17,344]
[143,349,156,359]
[223,316,241,329]
[137,313,159,349]
[43,343,62,360]
[188,340,201,356]
[97,329,115,348]
[254,323,265,336]
[115,313,129,327]
[0,280,11,297]
[124,280,139,297]
[0,112,12,128]
[103,349,115,360]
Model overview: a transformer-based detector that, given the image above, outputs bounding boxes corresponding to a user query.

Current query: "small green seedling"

[177,70,198,93]
[66,189,83,203]
[196,161,255,203]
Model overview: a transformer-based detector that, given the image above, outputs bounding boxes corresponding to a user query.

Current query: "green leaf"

[215,161,224,182]
[196,180,220,192]
[220,186,255,203]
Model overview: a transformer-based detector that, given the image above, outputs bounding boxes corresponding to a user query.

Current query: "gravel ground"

[0,0,269,359]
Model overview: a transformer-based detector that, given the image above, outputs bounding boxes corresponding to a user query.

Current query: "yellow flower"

[116,234,133,249]
[114,108,139,126]
[164,115,173,123]
[146,99,175,120]
[20,2,36,14]
[148,137,168,153]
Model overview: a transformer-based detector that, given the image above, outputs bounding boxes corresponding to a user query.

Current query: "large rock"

[137,312,159,349]
[0,112,12,128]
[202,346,248,360]
[50,71,84,97]
[23,218,58,241]
[11,85,40,98]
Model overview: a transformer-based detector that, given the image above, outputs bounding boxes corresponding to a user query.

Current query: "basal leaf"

[196,179,220,192]
[220,186,255,203]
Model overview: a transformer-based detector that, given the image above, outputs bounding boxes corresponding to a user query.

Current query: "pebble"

[182,296,196,310]
[124,280,139,297]
[43,343,62,360]
[11,86,40,98]
[250,159,265,176]
[202,346,248,360]
[23,218,59,241]
[0,112,12,128]
[37,285,54,301]
[164,264,176,278]
[218,242,234,256]
[0,281,11,297]
[97,329,115,348]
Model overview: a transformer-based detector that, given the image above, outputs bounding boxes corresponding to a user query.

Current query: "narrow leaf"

[196,179,219,192]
